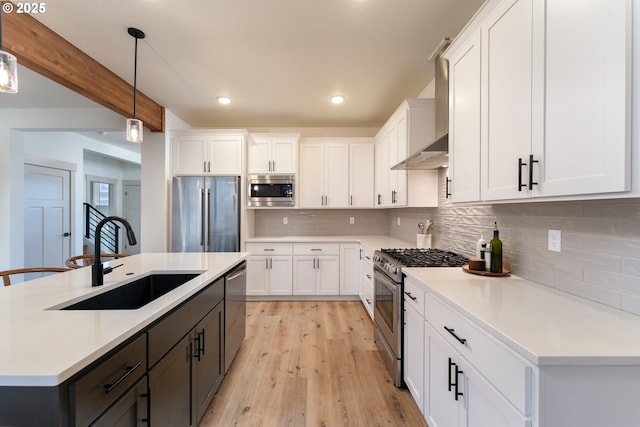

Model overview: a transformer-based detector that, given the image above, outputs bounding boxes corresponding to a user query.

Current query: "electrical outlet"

[283,217,288,225]
[349,216,355,225]
[397,217,401,226]
[548,229,561,252]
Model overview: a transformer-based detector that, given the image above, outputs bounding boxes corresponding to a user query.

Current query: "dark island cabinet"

[0,263,246,427]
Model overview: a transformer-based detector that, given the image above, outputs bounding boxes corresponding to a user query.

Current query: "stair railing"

[83,203,120,253]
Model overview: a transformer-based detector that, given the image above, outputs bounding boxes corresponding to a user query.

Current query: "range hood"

[392,38,451,170]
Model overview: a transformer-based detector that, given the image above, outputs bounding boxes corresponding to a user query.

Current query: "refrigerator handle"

[200,188,206,246]
[206,188,211,247]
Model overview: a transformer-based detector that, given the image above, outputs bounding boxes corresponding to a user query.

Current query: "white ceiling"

[1,0,485,129]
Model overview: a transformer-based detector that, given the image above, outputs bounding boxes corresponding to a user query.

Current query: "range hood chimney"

[392,38,451,170]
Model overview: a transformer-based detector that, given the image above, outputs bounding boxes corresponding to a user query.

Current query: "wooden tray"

[462,264,510,277]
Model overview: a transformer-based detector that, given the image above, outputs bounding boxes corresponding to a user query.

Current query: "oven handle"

[374,268,400,293]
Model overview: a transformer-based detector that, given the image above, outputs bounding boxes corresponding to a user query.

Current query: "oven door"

[373,267,402,357]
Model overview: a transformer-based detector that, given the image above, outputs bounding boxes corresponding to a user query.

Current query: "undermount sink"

[61,273,201,310]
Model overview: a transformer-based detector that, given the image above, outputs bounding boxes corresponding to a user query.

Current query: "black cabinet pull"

[192,334,202,361]
[454,364,464,401]
[104,361,142,394]
[199,330,206,356]
[445,177,452,198]
[518,158,527,191]
[444,326,467,345]
[377,194,382,205]
[528,154,539,190]
[448,358,455,392]
[404,291,417,301]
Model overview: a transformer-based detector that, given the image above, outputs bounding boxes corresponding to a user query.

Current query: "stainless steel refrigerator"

[171,176,240,252]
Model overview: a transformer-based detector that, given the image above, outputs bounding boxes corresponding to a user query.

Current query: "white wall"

[0,107,137,270]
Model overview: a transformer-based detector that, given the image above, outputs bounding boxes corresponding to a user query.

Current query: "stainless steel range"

[373,248,468,387]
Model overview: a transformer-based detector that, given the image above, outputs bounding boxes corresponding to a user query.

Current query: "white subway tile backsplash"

[584,268,640,297]
[553,276,622,308]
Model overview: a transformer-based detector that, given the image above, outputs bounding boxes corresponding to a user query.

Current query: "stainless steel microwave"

[247,175,295,207]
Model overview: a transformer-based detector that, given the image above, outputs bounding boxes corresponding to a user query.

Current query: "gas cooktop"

[380,248,468,268]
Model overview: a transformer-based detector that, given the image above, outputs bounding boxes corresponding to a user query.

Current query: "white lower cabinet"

[247,241,362,297]
[404,292,425,413]
[426,322,529,427]
[293,243,340,296]
[246,243,293,296]
[359,244,374,319]
[339,243,360,296]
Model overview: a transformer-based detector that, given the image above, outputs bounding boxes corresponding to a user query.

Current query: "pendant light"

[0,0,18,93]
[126,27,145,143]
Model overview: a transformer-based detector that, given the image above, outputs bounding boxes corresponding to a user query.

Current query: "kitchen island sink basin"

[61,273,201,310]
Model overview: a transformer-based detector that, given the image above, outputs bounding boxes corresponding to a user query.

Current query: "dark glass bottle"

[490,221,503,273]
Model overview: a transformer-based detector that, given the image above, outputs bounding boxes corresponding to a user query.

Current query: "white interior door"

[123,183,141,254]
[24,164,71,276]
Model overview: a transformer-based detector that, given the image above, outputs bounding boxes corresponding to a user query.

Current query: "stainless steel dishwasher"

[224,261,246,373]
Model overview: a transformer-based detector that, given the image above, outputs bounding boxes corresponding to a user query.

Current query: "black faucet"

[92,216,137,287]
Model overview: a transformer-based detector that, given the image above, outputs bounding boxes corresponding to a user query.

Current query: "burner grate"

[381,248,468,267]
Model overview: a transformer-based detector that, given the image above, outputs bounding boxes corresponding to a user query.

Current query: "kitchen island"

[0,252,248,426]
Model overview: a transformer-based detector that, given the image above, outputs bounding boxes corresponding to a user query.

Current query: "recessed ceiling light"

[330,95,345,104]
[217,96,231,105]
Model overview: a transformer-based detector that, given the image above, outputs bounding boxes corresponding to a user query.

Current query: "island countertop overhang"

[0,252,248,387]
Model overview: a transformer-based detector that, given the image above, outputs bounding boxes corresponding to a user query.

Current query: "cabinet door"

[426,323,463,427]
[271,137,298,174]
[481,0,535,201]
[447,31,482,203]
[299,143,325,208]
[324,143,350,208]
[269,256,293,295]
[149,334,191,426]
[316,255,340,296]
[246,256,269,296]
[349,144,374,208]
[292,255,316,295]
[538,0,630,197]
[91,377,148,427]
[192,302,224,424]
[207,136,242,175]
[340,244,360,295]
[374,133,389,207]
[404,302,425,414]
[172,135,207,175]
[464,357,530,427]
[388,116,408,206]
[247,136,271,174]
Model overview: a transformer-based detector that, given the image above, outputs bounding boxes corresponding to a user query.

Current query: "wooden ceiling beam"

[2,6,164,132]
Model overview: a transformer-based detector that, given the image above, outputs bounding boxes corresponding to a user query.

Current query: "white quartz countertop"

[246,235,416,250]
[0,252,248,387]
[403,268,640,366]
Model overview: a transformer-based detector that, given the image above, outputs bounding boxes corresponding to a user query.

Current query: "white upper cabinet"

[539,0,631,197]
[447,31,482,203]
[446,0,632,203]
[172,131,244,176]
[299,138,374,209]
[375,99,438,208]
[481,0,539,201]
[247,134,298,174]
[349,144,375,208]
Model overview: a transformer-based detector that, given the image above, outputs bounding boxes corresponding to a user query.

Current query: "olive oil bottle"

[490,221,503,273]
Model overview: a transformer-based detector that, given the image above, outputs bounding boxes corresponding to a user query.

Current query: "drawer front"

[148,277,224,367]
[293,243,340,255]
[425,292,533,416]
[403,277,425,317]
[72,334,147,427]
[246,242,292,255]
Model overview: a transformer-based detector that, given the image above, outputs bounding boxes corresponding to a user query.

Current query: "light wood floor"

[199,301,428,427]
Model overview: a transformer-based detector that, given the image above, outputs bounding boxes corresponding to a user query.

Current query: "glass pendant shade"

[126,118,143,143]
[0,50,18,93]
